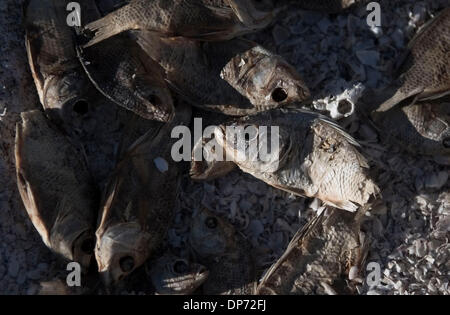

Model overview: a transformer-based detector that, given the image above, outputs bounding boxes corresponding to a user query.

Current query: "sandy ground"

[0,0,449,294]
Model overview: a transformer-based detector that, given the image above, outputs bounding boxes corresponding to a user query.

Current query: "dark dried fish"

[15,110,97,268]
[189,207,256,295]
[95,104,191,285]
[83,0,275,47]
[374,8,450,113]
[24,0,94,125]
[135,33,310,115]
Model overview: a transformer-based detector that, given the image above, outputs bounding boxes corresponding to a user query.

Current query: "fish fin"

[323,200,358,213]
[374,86,424,113]
[204,4,235,18]
[82,13,123,48]
[257,209,327,291]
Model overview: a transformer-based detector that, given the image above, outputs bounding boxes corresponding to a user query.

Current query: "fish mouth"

[71,231,95,269]
[95,223,150,285]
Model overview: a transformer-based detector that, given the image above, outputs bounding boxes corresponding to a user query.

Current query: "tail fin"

[83,10,125,47]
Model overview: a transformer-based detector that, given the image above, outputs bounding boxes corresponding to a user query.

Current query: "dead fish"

[77,0,175,122]
[147,252,209,295]
[24,0,94,124]
[95,104,191,285]
[195,109,379,212]
[373,8,450,113]
[82,0,275,47]
[189,207,256,295]
[15,110,97,268]
[257,207,368,295]
[134,33,310,115]
[373,100,450,156]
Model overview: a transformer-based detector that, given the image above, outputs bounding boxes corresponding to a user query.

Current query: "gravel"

[0,0,448,295]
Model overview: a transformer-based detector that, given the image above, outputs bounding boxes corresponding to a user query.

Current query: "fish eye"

[443,137,450,148]
[81,238,95,255]
[204,217,218,229]
[338,100,353,115]
[73,100,89,115]
[271,88,288,103]
[173,260,189,274]
[119,256,135,273]
[148,94,162,106]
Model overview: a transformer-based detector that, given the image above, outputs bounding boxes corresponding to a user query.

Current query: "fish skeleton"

[257,207,368,295]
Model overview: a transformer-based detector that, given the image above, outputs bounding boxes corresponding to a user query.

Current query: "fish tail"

[82,12,124,48]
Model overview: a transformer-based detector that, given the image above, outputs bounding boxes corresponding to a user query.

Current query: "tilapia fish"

[147,252,209,295]
[373,100,450,156]
[78,0,175,122]
[83,0,275,47]
[15,110,97,268]
[374,8,450,113]
[78,35,174,122]
[24,0,94,124]
[135,33,310,115]
[257,207,367,295]
[193,109,379,212]
[189,207,256,295]
[95,104,191,285]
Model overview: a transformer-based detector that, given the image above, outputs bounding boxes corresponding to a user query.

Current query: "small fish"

[189,207,256,295]
[372,100,450,156]
[15,110,97,268]
[147,252,209,295]
[195,109,379,212]
[257,207,368,295]
[373,8,450,113]
[24,0,94,125]
[83,0,274,48]
[95,104,191,285]
[77,0,175,122]
[135,33,310,115]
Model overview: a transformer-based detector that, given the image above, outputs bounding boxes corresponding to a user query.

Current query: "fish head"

[213,120,290,173]
[221,47,310,108]
[132,73,175,122]
[189,207,233,258]
[43,72,94,126]
[95,223,150,286]
[149,254,209,295]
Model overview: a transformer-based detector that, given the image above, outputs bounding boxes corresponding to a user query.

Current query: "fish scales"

[15,110,97,269]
